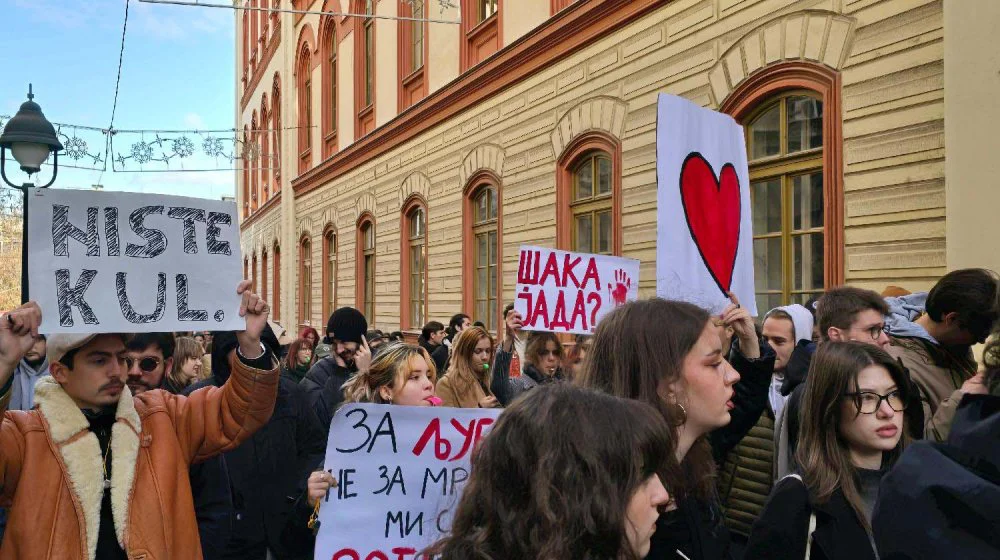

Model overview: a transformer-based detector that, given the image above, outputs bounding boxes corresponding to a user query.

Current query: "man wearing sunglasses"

[125,332,234,560]
[884,268,1000,442]
[0,280,278,559]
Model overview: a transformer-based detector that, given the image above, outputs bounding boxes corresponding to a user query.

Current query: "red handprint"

[607,269,632,306]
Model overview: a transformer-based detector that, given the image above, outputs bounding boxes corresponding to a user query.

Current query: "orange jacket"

[0,353,278,560]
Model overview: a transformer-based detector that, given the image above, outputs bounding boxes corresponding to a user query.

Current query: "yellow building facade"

[237,0,995,335]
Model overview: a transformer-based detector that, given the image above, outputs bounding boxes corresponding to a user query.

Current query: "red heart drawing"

[679,152,742,295]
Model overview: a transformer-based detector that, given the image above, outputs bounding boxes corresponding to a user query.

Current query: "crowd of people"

[0,267,997,559]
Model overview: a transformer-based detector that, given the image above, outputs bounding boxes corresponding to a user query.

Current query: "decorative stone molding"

[459,144,506,187]
[399,172,432,207]
[297,216,315,239]
[550,96,628,160]
[709,10,856,105]
[355,191,377,223]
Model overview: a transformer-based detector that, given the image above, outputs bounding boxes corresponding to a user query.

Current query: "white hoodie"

[763,304,814,419]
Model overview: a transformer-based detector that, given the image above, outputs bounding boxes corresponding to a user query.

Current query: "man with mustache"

[300,307,372,440]
[0,280,278,559]
[124,332,234,560]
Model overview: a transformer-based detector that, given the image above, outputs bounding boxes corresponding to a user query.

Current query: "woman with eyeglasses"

[435,326,501,408]
[744,342,911,560]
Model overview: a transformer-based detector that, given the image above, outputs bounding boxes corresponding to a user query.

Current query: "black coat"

[646,339,775,560]
[873,394,1000,560]
[185,369,325,559]
[744,476,878,560]
[300,355,357,441]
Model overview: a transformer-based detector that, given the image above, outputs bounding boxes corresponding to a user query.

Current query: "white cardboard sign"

[513,245,640,335]
[314,403,502,560]
[27,188,244,334]
[655,94,758,316]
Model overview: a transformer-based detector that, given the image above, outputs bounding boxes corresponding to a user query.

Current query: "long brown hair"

[576,298,716,502]
[425,383,671,560]
[796,342,911,530]
[445,327,495,394]
[341,342,437,404]
[525,331,564,370]
[284,337,313,371]
[170,337,203,387]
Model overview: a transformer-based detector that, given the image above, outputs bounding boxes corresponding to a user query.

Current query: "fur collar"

[33,376,142,560]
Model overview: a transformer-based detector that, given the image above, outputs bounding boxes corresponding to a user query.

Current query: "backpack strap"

[781,474,816,560]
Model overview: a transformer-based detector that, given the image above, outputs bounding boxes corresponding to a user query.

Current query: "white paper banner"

[314,403,502,560]
[513,245,640,335]
[655,94,758,316]
[27,188,244,334]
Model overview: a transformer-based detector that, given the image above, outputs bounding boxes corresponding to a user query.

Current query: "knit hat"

[326,307,368,345]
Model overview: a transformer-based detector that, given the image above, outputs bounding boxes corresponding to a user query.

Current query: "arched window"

[273,243,282,321]
[322,227,338,319]
[296,41,313,175]
[354,0,376,138]
[720,62,844,312]
[261,249,269,303]
[241,125,250,218]
[556,134,621,254]
[460,0,500,71]
[272,73,282,187]
[401,200,427,329]
[399,0,428,110]
[251,253,258,293]
[321,14,339,157]
[744,93,824,311]
[299,235,313,326]
[260,96,270,201]
[356,215,376,323]
[250,111,260,211]
[466,182,499,330]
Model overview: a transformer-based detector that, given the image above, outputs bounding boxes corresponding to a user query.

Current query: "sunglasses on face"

[125,356,162,373]
[539,349,561,357]
[844,390,906,414]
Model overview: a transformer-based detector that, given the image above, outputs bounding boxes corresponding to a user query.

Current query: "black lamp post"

[0,84,63,303]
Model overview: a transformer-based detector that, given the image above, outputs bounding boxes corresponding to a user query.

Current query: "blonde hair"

[342,342,437,404]
[445,327,495,394]
[171,337,204,387]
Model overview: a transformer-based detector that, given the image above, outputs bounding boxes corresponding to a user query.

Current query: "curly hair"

[425,383,670,560]
[341,342,436,404]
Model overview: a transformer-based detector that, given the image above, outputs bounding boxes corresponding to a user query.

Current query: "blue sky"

[1,0,237,200]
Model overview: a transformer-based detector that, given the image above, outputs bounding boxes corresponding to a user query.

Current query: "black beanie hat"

[327,307,368,345]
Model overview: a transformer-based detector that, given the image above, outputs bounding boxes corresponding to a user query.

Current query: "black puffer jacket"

[299,355,356,440]
[185,332,326,560]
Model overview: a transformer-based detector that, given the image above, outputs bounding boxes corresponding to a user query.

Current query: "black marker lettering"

[104,207,120,256]
[125,206,167,258]
[116,272,166,324]
[176,274,209,322]
[52,205,99,257]
[167,207,206,254]
[55,269,99,327]
[206,212,232,255]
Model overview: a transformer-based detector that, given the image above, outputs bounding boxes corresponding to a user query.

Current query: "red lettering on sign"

[333,549,361,560]
[562,254,582,288]
[517,250,538,285]
[538,252,561,287]
[411,418,452,460]
[549,291,571,331]
[531,291,550,329]
[570,289,589,331]
[580,257,600,291]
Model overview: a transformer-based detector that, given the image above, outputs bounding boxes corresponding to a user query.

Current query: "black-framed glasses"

[125,356,162,373]
[844,390,906,414]
[864,324,886,341]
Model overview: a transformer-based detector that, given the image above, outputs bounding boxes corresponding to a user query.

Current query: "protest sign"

[655,94,758,316]
[513,245,639,335]
[27,188,245,334]
[314,403,502,560]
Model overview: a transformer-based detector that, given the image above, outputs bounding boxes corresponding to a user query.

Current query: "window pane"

[475,190,488,224]
[488,187,497,219]
[753,237,782,291]
[410,208,425,239]
[488,229,497,264]
[575,214,593,253]
[479,0,497,22]
[476,267,487,298]
[330,59,337,131]
[364,24,373,106]
[597,156,612,195]
[786,96,823,153]
[792,172,823,231]
[749,104,780,160]
[575,159,593,201]
[793,233,824,291]
[755,293,784,316]
[597,210,612,254]
[751,179,782,234]
[477,234,487,266]
[411,0,424,72]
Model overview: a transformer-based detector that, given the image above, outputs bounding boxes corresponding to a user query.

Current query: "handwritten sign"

[27,188,244,334]
[655,94,758,316]
[513,246,639,335]
[314,404,502,560]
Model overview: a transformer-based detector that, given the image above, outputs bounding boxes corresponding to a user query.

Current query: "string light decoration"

[137,0,461,21]
[0,115,107,171]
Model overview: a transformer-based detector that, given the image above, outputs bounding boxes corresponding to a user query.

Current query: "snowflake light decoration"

[131,141,155,164]
[172,137,195,157]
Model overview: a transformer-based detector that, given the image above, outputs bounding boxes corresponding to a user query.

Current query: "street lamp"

[0,84,63,303]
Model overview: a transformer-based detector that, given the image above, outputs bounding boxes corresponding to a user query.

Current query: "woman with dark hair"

[436,327,500,408]
[282,337,314,383]
[426,383,671,559]
[745,342,910,559]
[576,298,774,560]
